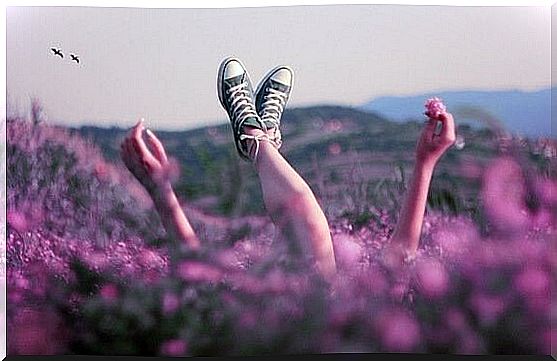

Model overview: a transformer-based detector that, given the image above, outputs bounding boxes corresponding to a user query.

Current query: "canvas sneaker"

[254,66,294,149]
[217,57,268,161]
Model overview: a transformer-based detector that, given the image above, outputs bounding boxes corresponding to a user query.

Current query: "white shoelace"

[260,87,288,149]
[227,82,260,132]
[239,133,271,164]
[260,88,288,126]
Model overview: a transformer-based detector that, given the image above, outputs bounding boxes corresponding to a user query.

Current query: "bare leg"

[245,128,336,280]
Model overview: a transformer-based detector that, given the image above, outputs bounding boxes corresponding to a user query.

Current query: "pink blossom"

[160,339,187,356]
[328,143,342,155]
[376,309,421,352]
[424,97,447,118]
[480,156,530,236]
[415,259,449,299]
[514,267,550,313]
[177,261,223,283]
[332,234,362,271]
[162,292,180,314]
[514,267,549,296]
[99,283,119,301]
[7,211,29,233]
[469,293,508,326]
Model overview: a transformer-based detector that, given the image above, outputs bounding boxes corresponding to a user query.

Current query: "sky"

[6,4,551,130]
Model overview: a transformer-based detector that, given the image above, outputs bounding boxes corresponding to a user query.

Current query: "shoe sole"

[217,56,254,110]
[254,65,294,108]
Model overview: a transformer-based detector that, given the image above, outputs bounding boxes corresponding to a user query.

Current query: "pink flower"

[480,156,530,236]
[7,211,29,233]
[162,293,180,314]
[332,234,362,271]
[415,259,449,299]
[376,309,421,352]
[424,97,447,118]
[160,339,187,356]
[514,267,550,313]
[328,143,342,155]
[469,293,507,326]
[99,283,119,301]
[177,261,223,283]
[514,267,549,296]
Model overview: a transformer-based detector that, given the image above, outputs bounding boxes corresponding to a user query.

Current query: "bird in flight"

[70,54,80,64]
[51,48,63,58]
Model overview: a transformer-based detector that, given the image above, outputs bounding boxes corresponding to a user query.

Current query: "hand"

[415,111,456,166]
[120,120,173,195]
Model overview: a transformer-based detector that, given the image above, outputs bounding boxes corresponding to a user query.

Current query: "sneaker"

[217,57,267,161]
[254,66,294,149]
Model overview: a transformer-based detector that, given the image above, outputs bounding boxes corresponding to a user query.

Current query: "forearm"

[390,159,435,255]
[150,182,200,249]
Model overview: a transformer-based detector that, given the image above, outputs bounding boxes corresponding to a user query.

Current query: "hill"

[75,105,500,219]
[361,88,552,137]
[75,106,495,216]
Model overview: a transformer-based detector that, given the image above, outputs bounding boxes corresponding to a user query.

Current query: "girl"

[120,57,456,281]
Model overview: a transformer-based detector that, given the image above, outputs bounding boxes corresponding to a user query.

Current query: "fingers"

[120,119,159,170]
[422,116,437,141]
[131,119,153,159]
[145,128,168,163]
[438,112,456,144]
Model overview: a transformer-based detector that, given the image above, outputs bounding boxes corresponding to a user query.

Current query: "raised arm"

[121,120,200,249]
[388,102,456,261]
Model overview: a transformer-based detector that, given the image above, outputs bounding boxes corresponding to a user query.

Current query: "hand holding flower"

[416,98,456,167]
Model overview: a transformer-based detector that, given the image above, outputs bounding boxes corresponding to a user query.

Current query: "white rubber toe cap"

[271,68,293,86]
[224,60,245,80]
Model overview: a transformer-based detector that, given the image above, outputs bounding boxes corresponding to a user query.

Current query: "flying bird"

[51,48,63,58]
[70,54,79,64]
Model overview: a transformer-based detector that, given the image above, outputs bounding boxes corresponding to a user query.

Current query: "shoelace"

[260,87,288,126]
[227,82,261,133]
[261,88,288,149]
[239,133,271,164]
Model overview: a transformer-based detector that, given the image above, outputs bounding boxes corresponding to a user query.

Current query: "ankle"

[243,126,266,137]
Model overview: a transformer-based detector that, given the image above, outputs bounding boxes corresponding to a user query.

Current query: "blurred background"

[4,2,556,357]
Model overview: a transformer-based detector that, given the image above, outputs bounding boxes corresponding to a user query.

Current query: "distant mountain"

[361,88,552,137]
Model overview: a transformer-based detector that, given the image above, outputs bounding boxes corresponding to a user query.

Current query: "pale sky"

[6,4,551,130]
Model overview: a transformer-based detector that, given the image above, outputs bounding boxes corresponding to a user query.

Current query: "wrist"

[415,156,437,172]
[150,181,178,209]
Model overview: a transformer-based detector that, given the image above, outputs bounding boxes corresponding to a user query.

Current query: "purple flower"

[513,267,550,313]
[7,211,29,233]
[162,293,180,315]
[424,97,447,118]
[415,258,449,299]
[480,157,530,236]
[375,309,421,352]
[469,293,508,326]
[177,261,223,283]
[160,339,187,356]
[333,234,362,271]
[99,284,119,301]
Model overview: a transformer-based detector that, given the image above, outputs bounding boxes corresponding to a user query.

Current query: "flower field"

[5,109,556,355]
